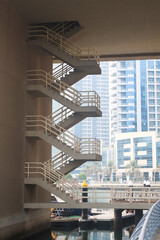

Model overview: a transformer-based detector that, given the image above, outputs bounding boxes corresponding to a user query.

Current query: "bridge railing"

[130,200,160,240]
[81,186,160,203]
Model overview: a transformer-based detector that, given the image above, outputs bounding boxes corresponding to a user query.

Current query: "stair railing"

[26,115,101,155]
[27,69,101,109]
[51,21,78,35]
[27,69,82,105]
[25,161,81,200]
[45,152,74,170]
[79,91,101,109]
[52,63,74,79]
[28,25,100,63]
[47,106,74,124]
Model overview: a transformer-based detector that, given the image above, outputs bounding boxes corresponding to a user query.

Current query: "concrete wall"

[0,1,52,239]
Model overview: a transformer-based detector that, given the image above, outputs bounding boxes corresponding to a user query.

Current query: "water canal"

[25,227,134,240]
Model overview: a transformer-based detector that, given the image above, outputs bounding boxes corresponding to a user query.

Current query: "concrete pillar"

[81,180,88,220]
[114,209,123,240]
[135,209,143,226]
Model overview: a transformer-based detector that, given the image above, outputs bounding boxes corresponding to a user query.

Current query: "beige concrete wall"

[0,1,52,239]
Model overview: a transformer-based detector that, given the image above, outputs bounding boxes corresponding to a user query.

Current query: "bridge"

[24,163,160,210]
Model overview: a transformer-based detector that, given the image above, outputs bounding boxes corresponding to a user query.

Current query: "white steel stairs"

[27,26,101,75]
[24,162,81,203]
[26,115,102,162]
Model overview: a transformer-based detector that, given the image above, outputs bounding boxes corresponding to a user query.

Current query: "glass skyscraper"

[109,60,160,146]
[74,62,110,165]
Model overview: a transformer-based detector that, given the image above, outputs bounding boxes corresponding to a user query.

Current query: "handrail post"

[27,163,29,179]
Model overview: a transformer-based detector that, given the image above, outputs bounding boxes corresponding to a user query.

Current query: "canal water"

[26,226,134,240]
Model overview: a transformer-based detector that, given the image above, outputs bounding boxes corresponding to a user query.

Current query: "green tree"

[153,163,160,181]
[79,172,86,180]
[67,173,72,179]
[126,160,141,182]
[104,160,116,182]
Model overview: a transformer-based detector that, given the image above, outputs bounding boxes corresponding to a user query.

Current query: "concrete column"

[135,209,143,226]
[114,209,123,240]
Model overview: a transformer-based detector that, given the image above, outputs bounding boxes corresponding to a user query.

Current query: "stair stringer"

[57,160,87,175]
[26,131,102,162]
[26,84,102,117]
[24,178,77,203]
[27,39,101,74]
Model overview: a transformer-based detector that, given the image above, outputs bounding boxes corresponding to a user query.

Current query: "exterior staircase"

[27,25,101,75]
[25,23,102,205]
[52,62,90,86]
[25,162,81,203]
[26,69,101,118]
[50,21,83,39]
[45,152,86,175]
[26,115,101,161]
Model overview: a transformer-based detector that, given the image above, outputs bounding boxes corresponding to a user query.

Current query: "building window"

[149,106,155,112]
[157,85,160,91]
[156,71,160,76]
[149,99,155,105]
[156,61,160,69]
[157,92,160,98]
[148,85,155,91]
[148,60,154,69]
[149,121,156,127]
[149,114,155,119]
[148,71,154,76]
[148,78,154,83]
[149,92,155,98]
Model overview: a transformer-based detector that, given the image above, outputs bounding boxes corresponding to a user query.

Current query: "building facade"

[109,60,160,146]
[115,131,160,181]
[74,62,110,165]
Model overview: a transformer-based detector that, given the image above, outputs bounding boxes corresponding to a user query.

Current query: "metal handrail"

[51,21,78,35]
[25,162,81,200]
[45,152,74,170]
[28,25,100,63]
[27,69,101,109]
[26,115,101,155]
[80,187,160,203]
[52,63,74,79]
[47,106,74,124]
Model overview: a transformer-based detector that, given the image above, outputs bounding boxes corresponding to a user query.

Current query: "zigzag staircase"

[27,25,101,80]
[25,24,102,204]
[25,162,81,203]
[26,115,101,161]
[50,21,83,39]
[45,152,86,175]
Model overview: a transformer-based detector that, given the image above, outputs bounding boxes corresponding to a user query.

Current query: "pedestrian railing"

[45,152,74,171]
[47,106,74,124]
[27,69,101,109]
[26,115,101,155]
[52,62,74,80]
[80,186,160,203]
[28,25,100,63]
[25,162,81,200]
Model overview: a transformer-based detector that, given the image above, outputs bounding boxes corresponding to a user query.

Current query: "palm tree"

[104,160,116,182]
[125,160,141,182]
[153,163,160,181]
